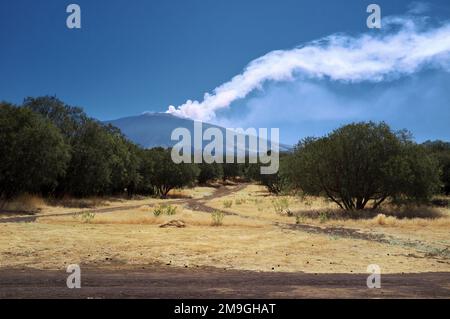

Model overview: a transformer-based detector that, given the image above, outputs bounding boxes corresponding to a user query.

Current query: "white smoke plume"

[167,14,450,122]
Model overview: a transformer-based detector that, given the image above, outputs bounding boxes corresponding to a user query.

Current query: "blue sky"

[1,0,450,144]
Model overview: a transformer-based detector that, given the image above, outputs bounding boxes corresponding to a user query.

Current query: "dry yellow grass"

[208,184,450,254]
[208,184,335,223]
[1,220,448,273]
[169,187,215,199]
[1,184,449,274]
[0,194,184,219]
[0,194,46,213]
[39,205,265,228]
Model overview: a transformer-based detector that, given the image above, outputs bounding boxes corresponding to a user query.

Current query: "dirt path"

[0,184,247,224]
[0,266,448,299]
[184,183,248,214]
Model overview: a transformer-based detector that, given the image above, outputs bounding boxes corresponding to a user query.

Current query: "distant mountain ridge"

[105,113,292,152]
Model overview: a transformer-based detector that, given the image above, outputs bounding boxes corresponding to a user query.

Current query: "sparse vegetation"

[223,200,233,208]
[153,204,178,217]
[80,211,96,223]
[319,211,329,224]
[165,205,177,216]
[1,183,449,278]
[272,198,290,215]
[211,210,225,226]
[295,215,305,225]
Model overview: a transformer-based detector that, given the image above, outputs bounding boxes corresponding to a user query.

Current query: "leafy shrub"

[211,210,225,226]
[153,206,164,217]
[81,211,96,223]
[295,215,306,225]
[165,205,177,216]
[223,200,233,208]
[153,204,177,217]
[319,211,328,224]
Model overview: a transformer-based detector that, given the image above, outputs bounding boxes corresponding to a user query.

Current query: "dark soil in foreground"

[0,266,448,299]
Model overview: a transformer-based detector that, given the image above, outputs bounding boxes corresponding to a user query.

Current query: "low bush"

[211,210,225,226]
[153,204,178,217]
[272,198,290,215]
[223,200,233,208]
[81,211,96,223]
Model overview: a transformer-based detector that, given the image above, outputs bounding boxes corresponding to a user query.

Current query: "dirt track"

[0,266,448,299]
[0,184,247,224]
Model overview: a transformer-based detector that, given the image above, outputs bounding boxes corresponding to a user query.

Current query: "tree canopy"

[423,140,450,195]
[139,148,199,197]
[0,102,70,199]
[286,122,440,210]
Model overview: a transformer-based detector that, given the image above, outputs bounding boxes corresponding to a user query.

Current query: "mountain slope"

[105,113,291,151]
[105,113,223,148]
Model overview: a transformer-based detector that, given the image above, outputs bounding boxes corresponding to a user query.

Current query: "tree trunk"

[372,196,387,209]
[356,197,366,210]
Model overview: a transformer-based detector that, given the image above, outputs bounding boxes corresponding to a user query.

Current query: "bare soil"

[0,266,448,299]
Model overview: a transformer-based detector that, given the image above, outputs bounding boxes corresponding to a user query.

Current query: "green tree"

[197,162,223,184]
[63,120,115,196]
[0,103,70,199]
[221,162,242,182]
[246,155,290,195]
[288,122,440,210]
[141,148,198,198]
[423,140,450,195]
[105,125,141,196]
[24,96,142,197]
[23,96,88,141]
